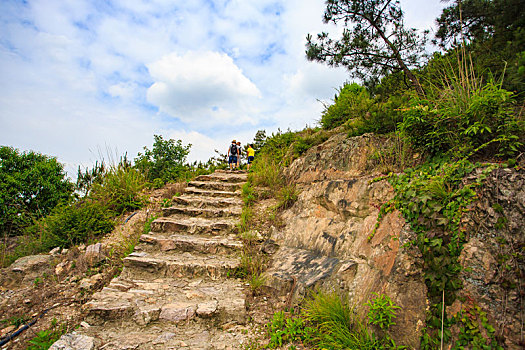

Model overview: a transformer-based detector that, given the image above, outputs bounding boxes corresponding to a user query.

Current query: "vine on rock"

[377,159,499,348]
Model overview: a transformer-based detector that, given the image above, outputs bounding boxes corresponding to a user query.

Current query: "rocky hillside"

[1,133,523,349]
[263,132,524,348]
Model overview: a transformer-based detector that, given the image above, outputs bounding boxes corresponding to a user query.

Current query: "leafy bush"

[134,135,191,184]
[266,311,315,348]
[27,318,65,350]
[28,200,115,249]
[0,146,74,236]
[321,83,374,130]
[367,293,400,330]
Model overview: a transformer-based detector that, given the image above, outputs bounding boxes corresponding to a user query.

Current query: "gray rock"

[159,303,196,322]
[49,333,95,350]
[84,243,105,265]
[10,254,52,273]
[49,247,61,256]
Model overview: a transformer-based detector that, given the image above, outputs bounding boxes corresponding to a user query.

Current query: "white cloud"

[0,0,448,176]
[146,51,261,126]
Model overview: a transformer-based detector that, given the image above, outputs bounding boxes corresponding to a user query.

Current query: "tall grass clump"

[90,165,147,215]
[249,154,283,194]
[400,54,523,159]
[303,290,377,349]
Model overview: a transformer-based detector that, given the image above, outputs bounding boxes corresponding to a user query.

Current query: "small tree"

[306,0,427,96]
[0,146,74,236]
[134,135,191,184]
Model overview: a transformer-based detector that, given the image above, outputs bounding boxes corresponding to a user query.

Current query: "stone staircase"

[60,171,250,350]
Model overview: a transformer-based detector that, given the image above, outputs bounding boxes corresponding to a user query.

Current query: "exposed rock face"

[266,133,428,348]
[267,132,525,348]
[285,132,390,183]
[454,167,525,349]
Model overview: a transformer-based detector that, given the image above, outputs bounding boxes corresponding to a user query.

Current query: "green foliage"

[161,198,172,208]
[249,154,283,192]
[28,199,115,250]
[134,135,191,184]
[400,80,523,158]
[241,181,256,206]
[90,165,147,215]
[27,319,65,350]
[302,290,402,349]
[451,306,503,350]
[321,83,373,129]
[266,311,315,349]
[435,0,525,94]
[0,146,74,236]
[143,215,159,235]
[276,184,299,210]
[382,159,499,348]
[1,314,30,328]
[238,206,254,233]
[367,293,400,330]
[75,160,105,197]
[306,0,427,94]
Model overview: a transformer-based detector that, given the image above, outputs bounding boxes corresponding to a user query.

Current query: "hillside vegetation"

[243,1,524,349]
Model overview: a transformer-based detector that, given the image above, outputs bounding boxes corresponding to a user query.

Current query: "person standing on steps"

[236,141,242,169]
[247,144,255,171]
[227,140,239,171]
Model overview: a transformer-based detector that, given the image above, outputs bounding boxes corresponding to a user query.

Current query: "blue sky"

[0,0,447,176]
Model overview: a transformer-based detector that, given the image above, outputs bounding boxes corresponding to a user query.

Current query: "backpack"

[230,143,238,155]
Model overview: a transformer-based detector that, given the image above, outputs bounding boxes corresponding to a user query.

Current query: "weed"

[249,272,267,293]
[1,314,30,328]
[367,293,400,330]
[143,215,158,235]
[276,184,299,210]
[161,198,172,208]
[27,318,66,350]
[238,206,254,233]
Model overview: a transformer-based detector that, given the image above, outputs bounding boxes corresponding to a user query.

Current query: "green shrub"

[266,311,315,349]
[27,318,65,350]
[134,135,191,183]
[321,83,374,130]
[90,165,147,215]
[29,200,115,249]
[0,146,74,236]
[143,215,159,235]
[303,290,379,349]
[400,79,523,158]
[367,293,400,330]
[249,154,283,193]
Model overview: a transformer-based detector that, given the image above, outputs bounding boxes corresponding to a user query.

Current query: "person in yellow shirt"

[247,144,255,170]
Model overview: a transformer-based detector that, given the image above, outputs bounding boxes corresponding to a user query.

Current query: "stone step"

[151,216,237,235]
[121,251,241,281]
[162,206,242,219]
[85,277,246,327]
[76,319,249,349]
[140,234,243,255]
[195,173,248,183]
[185,187,242,198]
[187,181,244,192]
[172,195,242,209]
